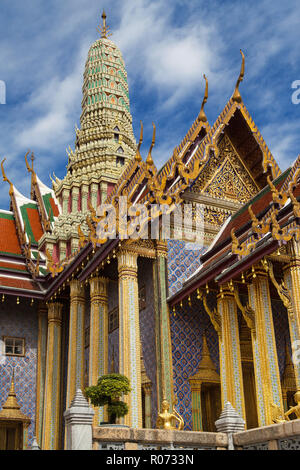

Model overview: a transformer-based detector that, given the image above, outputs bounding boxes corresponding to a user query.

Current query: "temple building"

[0,12,300,450]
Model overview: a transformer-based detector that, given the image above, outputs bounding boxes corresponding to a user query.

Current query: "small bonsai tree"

[85,373,131,424]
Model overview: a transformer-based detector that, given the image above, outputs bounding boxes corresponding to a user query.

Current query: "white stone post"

[64,389,95,450]
[215,401,245,450]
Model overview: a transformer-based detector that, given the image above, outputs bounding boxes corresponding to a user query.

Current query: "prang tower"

[39,12,136,259]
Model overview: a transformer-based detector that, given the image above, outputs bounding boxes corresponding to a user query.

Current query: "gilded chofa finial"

[198,74,208,122]
[98,10,112,38]
[232,50,245,103]
[135,121,143,163]
[1,158,14,195]
[25,151,36,177]
[146,123,156,166]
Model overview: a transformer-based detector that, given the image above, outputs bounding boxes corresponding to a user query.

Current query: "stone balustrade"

[234,419,300,450]
[92,427,228,450]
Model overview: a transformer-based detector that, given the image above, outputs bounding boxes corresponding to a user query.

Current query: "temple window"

[108,308,119,333]
[116,156,125,167]
[3,337,25,357]
[114,127,120,142]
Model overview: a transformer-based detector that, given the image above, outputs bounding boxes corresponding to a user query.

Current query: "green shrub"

[85,373,131,424]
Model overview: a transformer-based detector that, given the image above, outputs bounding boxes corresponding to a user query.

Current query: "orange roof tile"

[0,217,22,255]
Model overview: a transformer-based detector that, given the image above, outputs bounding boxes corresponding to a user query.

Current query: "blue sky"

[0,0,300,207]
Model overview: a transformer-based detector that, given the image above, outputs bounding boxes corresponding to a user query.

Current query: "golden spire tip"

[98,9,112,39]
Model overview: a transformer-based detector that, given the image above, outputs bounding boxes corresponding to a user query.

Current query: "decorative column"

[81,185,89,212]
[62,188,70,214]
[71,186,79,213]
[217,286,246,421]
[42,302,63,450]
[153,241,174,409]
[100,181,108,204]
[248,267,284,426]
[59,240,67,261]
[35,302,48,448]
[283,239,300,387]
[71,237,79,255]
[66,281,86,410]
[91,183,98,210]
[89,277,109,425]
[117,250,142,428]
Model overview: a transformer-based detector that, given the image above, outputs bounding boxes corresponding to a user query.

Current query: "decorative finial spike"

[198,74,208,122]
[232,49,245,103]
[135,121,143,163]
[146,122,156,166]
[98,9,112,38]
[1,158,14,195]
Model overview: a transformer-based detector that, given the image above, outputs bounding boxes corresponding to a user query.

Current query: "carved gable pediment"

[191,135,258,204]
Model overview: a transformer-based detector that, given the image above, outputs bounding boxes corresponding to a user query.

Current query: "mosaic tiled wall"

[0,297,38,448]
[170,299,219,430]
[138,258,157,428]
[167,240,205,296]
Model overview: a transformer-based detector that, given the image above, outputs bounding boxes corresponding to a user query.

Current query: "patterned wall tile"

[167,240,205,296]
[138,259,157,428]
[170,299,219,430]
[0,297,38,449]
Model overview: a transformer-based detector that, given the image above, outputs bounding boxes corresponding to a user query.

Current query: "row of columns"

[217,251,300,427]
[36,247,174,449]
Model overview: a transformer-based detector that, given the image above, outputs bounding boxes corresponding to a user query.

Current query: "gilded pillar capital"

[70,279,85,302]
[247,264,268,282]
[47,302,63,324]
[117,250,138,278]
[38,301,48,317]
[89,276,108,303]
[155,241,168,258]
[217,285,234,301]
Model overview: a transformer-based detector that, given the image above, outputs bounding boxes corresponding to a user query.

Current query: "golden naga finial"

[25,150,37,184]
[1,158,14,195]
[146,122,156,167]
[97,9,112,38]
[198,74,208,122]
[135,121,143,163]
[232,49,245,103]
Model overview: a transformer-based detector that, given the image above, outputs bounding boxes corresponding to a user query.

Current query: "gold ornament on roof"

[198,74,208,123]
[232,50,245,103]
[1,158,14,196]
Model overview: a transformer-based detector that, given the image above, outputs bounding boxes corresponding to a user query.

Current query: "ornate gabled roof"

[168,157,300,306]
[0,160,48,290]
[0,210,22,256]
[25,151,61,231]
